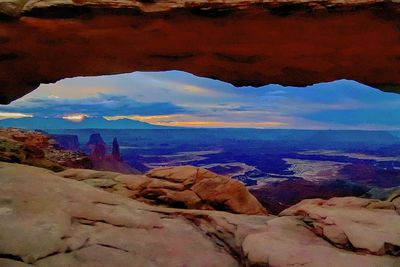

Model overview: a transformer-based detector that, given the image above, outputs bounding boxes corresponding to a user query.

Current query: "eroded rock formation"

[87,133,139,174]
[57,165,268,215]
[0,162,399,267]
[112,137,121,162]
[0,128,92,170]
[0,0,400,103]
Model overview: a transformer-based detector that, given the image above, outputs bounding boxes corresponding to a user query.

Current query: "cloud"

[62,114,87,122]
[0,94,187,118]
[2,71,400,130]
[0,112,33,120]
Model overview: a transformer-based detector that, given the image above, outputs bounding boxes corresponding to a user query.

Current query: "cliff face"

[0,0,400,103]
[51,134,80,151]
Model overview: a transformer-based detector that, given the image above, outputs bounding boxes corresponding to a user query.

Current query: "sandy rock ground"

[0,162,399,267]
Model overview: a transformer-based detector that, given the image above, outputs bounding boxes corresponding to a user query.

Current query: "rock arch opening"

[1,2,400,265]
[1,70,400,214]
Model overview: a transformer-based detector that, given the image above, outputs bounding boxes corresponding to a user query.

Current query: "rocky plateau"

[0,128,92,171]
[0,128,139,174]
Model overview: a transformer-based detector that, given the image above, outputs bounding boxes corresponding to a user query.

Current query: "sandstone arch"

[0,0,400,103]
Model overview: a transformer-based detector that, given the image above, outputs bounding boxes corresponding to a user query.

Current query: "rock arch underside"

[0,0,400,103]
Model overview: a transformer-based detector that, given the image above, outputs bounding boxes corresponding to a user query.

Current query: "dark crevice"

[0,53,19,61]
[22,6,143,19]
[149,53,195,61]
[72,216,163,230]
[92,201,119,206]
[97,243,129,253]
[213,53,265,64]
[384,242,400,256]
[301,218,356,251]
[0,253,24,262]
[35,250,66,262]
[72,216,131,228]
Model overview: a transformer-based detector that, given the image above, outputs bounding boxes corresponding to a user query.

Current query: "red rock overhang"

[0,0,399,103]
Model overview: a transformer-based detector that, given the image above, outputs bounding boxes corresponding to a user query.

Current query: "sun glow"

[62,113,87,122]
[104,114,286,128]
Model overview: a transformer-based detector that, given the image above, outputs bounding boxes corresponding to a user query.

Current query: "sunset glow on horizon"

[1,71,400,130]
[62,114,87,122]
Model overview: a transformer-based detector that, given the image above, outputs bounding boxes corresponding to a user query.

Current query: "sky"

[1,70,400,129]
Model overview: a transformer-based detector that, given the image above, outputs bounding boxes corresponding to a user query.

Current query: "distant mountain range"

[0,117,169,129]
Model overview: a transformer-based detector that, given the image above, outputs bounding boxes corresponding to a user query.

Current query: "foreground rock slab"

[58,165,268,215]
[281,197,400,256]
[1,162,399,266]
[243,216,399,267]
[0,162,255,266]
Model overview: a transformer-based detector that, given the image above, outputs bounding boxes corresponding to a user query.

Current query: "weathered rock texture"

[281,197,400,256]
[57,165,268,215]
[0,0,400,103]
[0,162,399,267]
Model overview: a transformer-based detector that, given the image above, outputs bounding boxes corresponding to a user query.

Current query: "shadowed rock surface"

[51,134,80,151]
[0,0,400,103]
[0,162,399,267]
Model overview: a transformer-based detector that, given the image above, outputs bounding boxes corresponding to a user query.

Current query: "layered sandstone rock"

[57,165,268,215]
[0,128,91,170]
[0,0,400,103]
[0,162,399,267]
